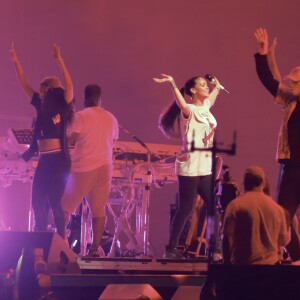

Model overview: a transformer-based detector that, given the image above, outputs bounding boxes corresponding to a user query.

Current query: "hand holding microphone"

[205,74,229,94]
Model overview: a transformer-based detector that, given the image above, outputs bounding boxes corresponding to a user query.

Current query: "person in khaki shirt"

[222,166,290,265]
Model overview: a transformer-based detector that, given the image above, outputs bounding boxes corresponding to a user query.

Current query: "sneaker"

[163,246,183,259]
[212,252,223,263]
[85,246,105,258]
[85,248,101,258]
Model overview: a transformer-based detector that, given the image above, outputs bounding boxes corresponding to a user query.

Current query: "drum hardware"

[68,198,117,257]
[108,159,178,257]
[107,182,142,257]
[180,195,208,258]
[212,180,226,261]
[219,165,240,212]
[110,125,180,257]
[65,198,93,256]
[79,198,92,256]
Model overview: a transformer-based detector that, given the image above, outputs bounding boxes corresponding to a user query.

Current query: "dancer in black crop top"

[10,43,74,238]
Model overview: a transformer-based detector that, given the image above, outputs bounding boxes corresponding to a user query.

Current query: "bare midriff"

[38,138,61,152]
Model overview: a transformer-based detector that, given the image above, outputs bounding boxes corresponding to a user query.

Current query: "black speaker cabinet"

[209,264,300,300]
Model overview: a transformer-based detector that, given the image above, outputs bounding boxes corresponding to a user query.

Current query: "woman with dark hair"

[10,44,74,238]
[153,73,222,258]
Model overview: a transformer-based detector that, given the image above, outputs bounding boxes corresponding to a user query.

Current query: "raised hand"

[52,43,73,103]
[211,76,222,90]
[254,28,269,55]
[269,37,278,53]
[9,42,35,99]
[53,44,62,62]
[153,74,174,84]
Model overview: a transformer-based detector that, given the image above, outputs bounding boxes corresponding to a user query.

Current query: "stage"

[51,257,207,299]
[0,231,207,299]
[16,257,300,300]
[2,257,207,300]
[2,231,300,299]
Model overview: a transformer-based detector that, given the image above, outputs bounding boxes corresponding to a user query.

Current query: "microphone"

[205,74,229,94]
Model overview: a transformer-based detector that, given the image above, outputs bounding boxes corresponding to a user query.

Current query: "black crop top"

[31,92,69,140]
[21,90,73,162]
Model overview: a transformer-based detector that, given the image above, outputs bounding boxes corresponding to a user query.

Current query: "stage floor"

[77,256,208,274]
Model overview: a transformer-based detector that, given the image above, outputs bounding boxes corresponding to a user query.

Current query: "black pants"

[278,163,300,261]
[168,174,212,249]
[31,152,70,238]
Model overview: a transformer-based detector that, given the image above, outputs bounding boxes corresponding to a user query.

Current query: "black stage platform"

[51,257,207,299]
[50,258,300,300]
[2,232,300,300]
[0,257,207,300]
[0,231,207,299]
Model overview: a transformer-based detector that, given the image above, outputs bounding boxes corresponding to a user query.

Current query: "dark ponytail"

[158,101,180,138]
[158,76,199,138]
[158,87,186,138]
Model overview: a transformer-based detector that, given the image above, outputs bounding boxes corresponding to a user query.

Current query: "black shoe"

[163,246,183,259]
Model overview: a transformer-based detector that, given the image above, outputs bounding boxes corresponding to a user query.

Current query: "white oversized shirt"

[69,106,119,172]
[176,100,217,176]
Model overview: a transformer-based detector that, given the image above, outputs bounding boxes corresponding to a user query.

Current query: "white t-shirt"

[176,100,217,176]
[69,106,119,172]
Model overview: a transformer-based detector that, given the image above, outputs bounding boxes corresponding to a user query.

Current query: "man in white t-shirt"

[62,84,119,257]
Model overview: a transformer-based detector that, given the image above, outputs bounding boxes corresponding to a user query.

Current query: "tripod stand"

[107,160,155,257]
[109,125,159,257]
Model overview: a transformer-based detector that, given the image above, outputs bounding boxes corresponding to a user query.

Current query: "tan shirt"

[274,91,297,160]
[222,191,290,265]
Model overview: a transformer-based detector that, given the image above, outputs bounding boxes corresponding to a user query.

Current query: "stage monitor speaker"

[0,231,80,300]
[0,231,80,274]
[98,284,163,300]
[171,286,202,300]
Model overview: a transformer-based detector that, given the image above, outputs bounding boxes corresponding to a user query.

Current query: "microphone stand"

[190,131,236,265]
[119,124,152,155]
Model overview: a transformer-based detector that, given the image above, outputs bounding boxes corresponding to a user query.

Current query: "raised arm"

[53,44,73,104]
[9,43,35,100]
[267,38,281,82]
[254,28,279,97]
[153,74,191,118]
[255,27,269,56]
[255,28,281,81]
[207,77,221,107]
